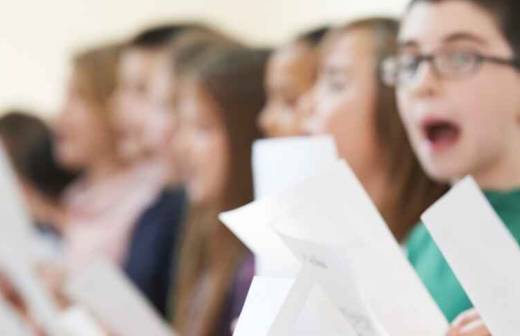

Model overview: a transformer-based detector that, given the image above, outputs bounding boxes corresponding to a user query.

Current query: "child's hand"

[446,308,491,336]
[0,272,45,335]
[36,262,69,309]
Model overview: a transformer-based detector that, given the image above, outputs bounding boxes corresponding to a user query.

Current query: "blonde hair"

[72,43,122,118]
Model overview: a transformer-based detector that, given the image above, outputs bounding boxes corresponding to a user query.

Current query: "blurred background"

[0,0,408,117]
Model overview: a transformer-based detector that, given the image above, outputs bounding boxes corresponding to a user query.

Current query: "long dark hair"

[0,111,77,199]
[173,47,268,335]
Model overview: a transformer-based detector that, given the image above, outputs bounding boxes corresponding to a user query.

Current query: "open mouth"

[422,119,461,150]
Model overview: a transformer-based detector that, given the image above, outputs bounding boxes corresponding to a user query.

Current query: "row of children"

[0,0,519,334]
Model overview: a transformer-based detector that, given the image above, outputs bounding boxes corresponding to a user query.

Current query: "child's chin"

[421,160,462,184]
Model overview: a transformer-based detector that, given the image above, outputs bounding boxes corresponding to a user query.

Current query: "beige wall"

[0,0,408,117]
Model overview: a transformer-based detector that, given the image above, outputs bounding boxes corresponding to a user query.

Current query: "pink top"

[62,162,165,272]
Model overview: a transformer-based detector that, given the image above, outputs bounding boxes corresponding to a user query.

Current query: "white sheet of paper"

[231,136,338,276]
[233,274,356,336]
[233,159,447,335]
[266,266,318,336]
[294,285,357,336]
[0,145,59,332]
[252,136,338,200]
[0,296,32,336]
[278,233,388,336]
[422,176,520,335]
[233,276,299,336]
[65,259,173,336]
[52,306,107,336]
[220,200,301,277]
[0,143,36,261]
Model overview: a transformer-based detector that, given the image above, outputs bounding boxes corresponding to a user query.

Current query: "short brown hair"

[408,0,520,57]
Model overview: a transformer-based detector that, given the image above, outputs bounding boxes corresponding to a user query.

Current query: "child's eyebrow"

[443,32,489,46]
[398,31,489,51]
[397,39,419,50]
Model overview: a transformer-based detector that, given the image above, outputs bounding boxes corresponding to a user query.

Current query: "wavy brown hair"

[321,18,447,240]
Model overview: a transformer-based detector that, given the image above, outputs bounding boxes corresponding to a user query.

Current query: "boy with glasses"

[383,0,520,335]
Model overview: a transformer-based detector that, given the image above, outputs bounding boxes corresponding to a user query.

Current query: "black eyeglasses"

[382,48,520,87]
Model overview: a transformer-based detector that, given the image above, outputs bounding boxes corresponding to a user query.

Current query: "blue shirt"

[123,187,186,317]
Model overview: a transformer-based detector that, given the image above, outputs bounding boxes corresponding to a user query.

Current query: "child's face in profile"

[144,54,175,160]
[397,1,520,186]
[258,42,317,138]
[174,81,229,205]
[302,29,381,178]
[111,48,163,162]
[55,72,115,170]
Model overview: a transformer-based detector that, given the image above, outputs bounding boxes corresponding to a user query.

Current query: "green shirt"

[407,188,520,322]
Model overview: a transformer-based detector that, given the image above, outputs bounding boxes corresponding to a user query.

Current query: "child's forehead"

[399,1,509,53]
